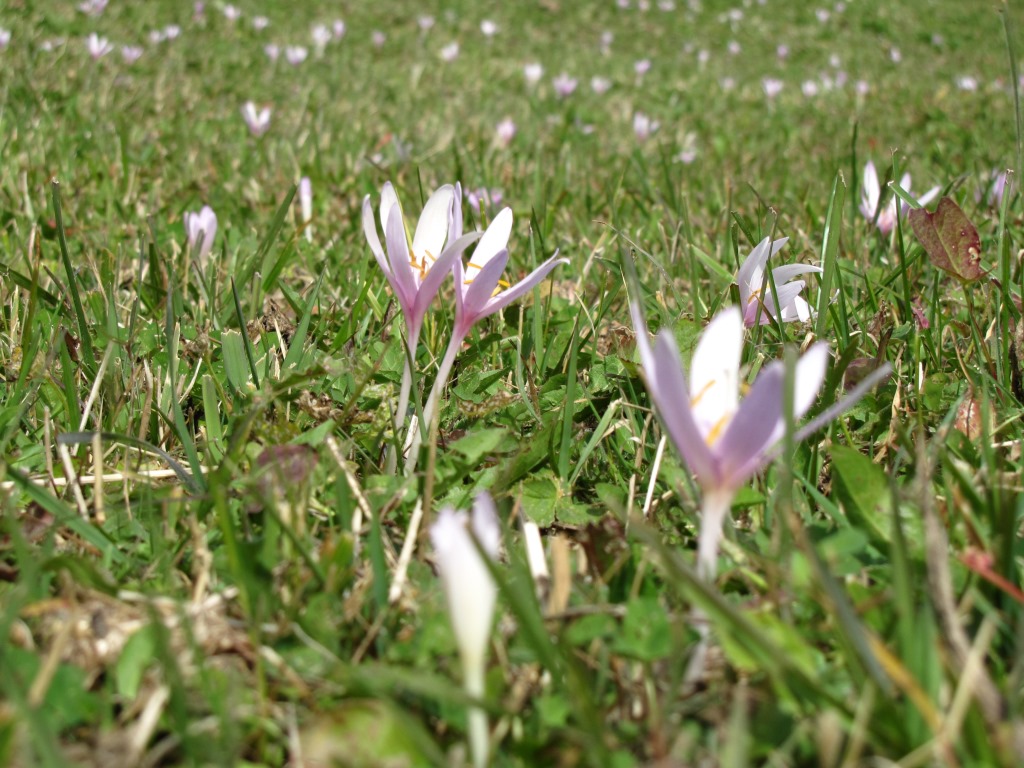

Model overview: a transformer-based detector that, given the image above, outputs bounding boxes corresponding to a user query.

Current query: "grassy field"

[2,0,1024,765]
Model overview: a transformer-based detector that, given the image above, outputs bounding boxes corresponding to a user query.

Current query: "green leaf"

[116,625,157,700]
[611,596,671,661]
[221,329,252,393]
[519,472,560,526]
[829,445,890,545]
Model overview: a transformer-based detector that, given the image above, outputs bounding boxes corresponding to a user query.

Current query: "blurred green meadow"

[1,0,1024,765]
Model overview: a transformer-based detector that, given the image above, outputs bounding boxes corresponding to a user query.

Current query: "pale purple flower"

[737,237,822,327]
[184,206,218,261]
[86,33,113,59]
[523,62,544,85]
[264,44,280,62]
[40,38,65,52]
[956,75,979,92]
[252,16,269,31]
[762,77,784,99]
[834,71,848,88]
[890,47,902,63]
[480,19,498,37]
[979,169,1009,208]
[720,76,736,91]
[633,112,659,142]
[727,40,741,55]
[600,30,614,54]
[372,30,386,47]
[121,45,144,64]
[629,303,829,578]
[333,20,346,39]
[222,4,241,21]
[311,24,332,50]
[418,15,435,31]
[634,58,652,76]
[591,76,612,95]
[495,118,516,147]
[697,49,710,66]
[859,160,939,234]
[815,7,831,22]
[617,0,631,8]
[430,493,501,768]
[1,28,13,50]
[802,80,819,97]
[659,0,676,9]
[465,187,503,214]
[163,25,181,40]
[285,45,308,65]
[776,43,789,60]
[931,33,945,47]
[299,177,313,241]
[78,0,108,16]
[440,42,459,61]
[240,102,272,136]
[193,3,205,19]
[829,53,841,68]
[148,29,165,44]
[552,72,578,97]
[855,79,870,96]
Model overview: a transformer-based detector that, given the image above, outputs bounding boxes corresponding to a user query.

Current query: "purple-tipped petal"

[414,231,482,320]
[379,182,400,242]
[737,237,789,303]
[450,181,464,243]
[715,365,786,488]
[628,297,658,378]
[385,204,419,308]
[362,195,389,270]
[792,342,829,418]
[463,248,510,319]
[769,263,822,284]
[475,253,568,320]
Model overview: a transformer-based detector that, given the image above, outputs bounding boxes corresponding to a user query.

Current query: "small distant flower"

[480,19,498,37]
[890,47,901,63]
[762,77,784,99]
[184,206,218,261]
[697,49,710,66]
[720,76,736,90]
[776,43,789,60]
[956,75,978,92]
[40,38,65,52]
[86,33,113,59]
[726,8,744,22]
[311,24,331,50]
[264,43,280,62]
[418,15,435,31]
[193,2,205,19]
[148,29,165,44]
[163,25,181,40]
[859,160,939,235]
[298,177,313,242]
[121,45,144,64]
[465,187,504,214]
[440,42,459,61]
[855,79,870,95]
[634,58,652,76]
[591,76,612,95]
[285,45,308,65]
[222,4,241,21]
[802,80,819,97]
[252,16,270,31]
[495,118,516,147]
[333,19,346,39]
[372,30,386,47]
[600,30,614,53]
[727,40,741,55]
[430,494,501,768]
[240,101,272,136]
[0,28,12,50]
[815,7,830,22]
[617,0,631,8]
[659,0,676,9]
[829,53,841,68]
[931,33,945,47]
[78,0,108,16]
[834,1,846,11]
[553,73,578,97]
[737,237,822,327]
[978,169,1009,208]
[834,70,848,88]
[523,62,543,85]
[633,112,659,142]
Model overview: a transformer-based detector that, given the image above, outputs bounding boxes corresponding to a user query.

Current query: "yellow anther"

[704,414,730,446]
[690,379,716,408]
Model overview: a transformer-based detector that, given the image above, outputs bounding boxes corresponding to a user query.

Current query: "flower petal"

[714,364,786,488]
[379,182,400,241]
[768,263,822,285]
[414,231,482,321]
[385,203,419,310]
[462,248,510,321]
[650,330,719,485]
[465,207,513,283]
[689,308,743,444]
[473,252,568,322]
[737,237,788,302]
[411,184,454,263]
[362,195,388,270]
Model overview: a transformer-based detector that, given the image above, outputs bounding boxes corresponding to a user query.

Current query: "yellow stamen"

[690,379,716,408]
[704,414,730,446]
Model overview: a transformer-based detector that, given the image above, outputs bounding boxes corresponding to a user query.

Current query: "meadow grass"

[1,0,1024,765]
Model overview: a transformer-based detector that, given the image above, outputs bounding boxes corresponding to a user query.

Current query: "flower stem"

[464,663,489,768]
[405,330,463,474]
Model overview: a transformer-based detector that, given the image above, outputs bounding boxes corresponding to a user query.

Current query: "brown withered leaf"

[908,196,984,282]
